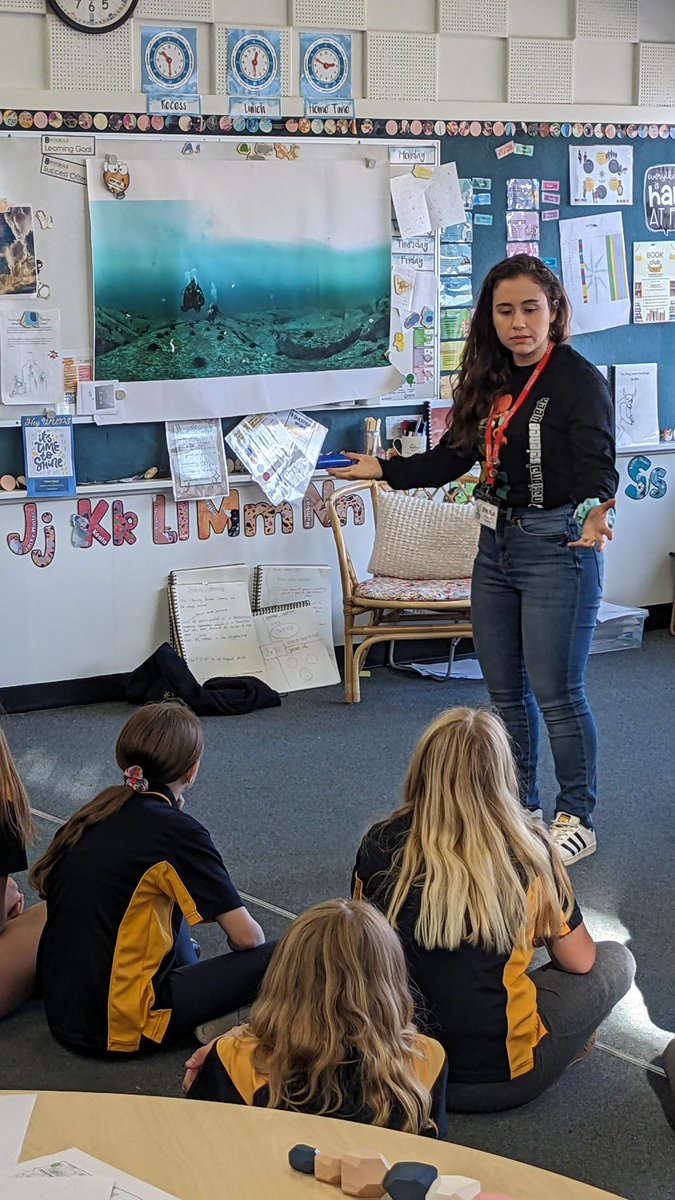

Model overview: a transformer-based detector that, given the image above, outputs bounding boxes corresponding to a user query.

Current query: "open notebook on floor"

[251,564,334,654]
[168,565,339,691]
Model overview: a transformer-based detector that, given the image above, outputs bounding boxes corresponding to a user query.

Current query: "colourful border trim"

[2,111,675,139]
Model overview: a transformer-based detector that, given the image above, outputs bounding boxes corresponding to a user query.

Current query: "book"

[168,566,340,692]
[251,564,335,658]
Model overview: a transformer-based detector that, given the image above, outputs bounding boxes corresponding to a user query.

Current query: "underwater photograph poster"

[87,157,399,422]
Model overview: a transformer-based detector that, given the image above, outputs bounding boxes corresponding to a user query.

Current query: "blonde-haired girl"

[353,707,634,1113]
[31,700,273,1056]
[184,898,448,1137]
[0,723,46,1019]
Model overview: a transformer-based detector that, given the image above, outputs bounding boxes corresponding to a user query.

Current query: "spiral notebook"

[251,564,334,656]
[168,567,339,691]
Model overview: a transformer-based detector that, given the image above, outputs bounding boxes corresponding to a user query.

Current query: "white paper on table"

[560,212,631,334]
[614,363,659,448]
[2,1177,113,1200]
[0,309,62,406]
[390,173,433,237]
[424,162,465,231]
[0,1095,36,1169]
[6,1148,179,1200]
[165,417,229,502]
[391,265,416,314]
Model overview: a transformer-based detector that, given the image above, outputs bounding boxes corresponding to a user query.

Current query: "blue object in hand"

[317,452,354,469]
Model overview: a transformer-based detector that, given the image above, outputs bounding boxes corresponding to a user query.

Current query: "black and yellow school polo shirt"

[353,815,583,1086]
[39,785,242,1054]
[187,1028,449,1138]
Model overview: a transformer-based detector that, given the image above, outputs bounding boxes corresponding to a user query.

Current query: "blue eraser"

[317,453,353,468]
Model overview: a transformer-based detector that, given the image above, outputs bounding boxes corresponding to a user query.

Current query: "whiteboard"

[0,134,439,425]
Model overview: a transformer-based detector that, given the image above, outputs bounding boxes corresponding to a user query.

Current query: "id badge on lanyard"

[475,497,499,529]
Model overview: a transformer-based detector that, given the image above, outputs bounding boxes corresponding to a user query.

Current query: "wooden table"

[11,1091,624,1200]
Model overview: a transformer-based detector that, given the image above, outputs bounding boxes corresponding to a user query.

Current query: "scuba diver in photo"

[181,275,205,314]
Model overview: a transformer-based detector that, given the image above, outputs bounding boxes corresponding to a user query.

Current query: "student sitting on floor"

[30,700,274,1056]
[184,898,448,1138]
[0,724,46,1020]
[352,707,635,1113]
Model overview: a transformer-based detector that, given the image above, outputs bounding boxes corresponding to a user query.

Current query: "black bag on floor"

[125,642,281,716]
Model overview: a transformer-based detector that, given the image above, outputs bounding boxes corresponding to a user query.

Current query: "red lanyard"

[485,342,555,485]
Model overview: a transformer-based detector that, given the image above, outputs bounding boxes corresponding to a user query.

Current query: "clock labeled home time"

[48,0,138,35]
[300,33,352,100]
[227,29,281,97]
[142,28,197,93]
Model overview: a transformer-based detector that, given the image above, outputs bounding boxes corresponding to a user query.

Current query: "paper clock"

[141,28,198,95]
[228,29,281,96]
[300,33,352,99]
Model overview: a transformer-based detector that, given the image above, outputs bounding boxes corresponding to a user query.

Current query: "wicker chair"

[327,479,477,703]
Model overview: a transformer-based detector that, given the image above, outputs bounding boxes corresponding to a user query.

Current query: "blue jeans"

[471,504,603,825]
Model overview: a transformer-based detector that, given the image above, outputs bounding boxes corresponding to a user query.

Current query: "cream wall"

[0,0,674,117]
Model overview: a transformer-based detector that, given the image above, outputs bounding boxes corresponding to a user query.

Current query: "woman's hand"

[569,498,615,552]
[5,877,24,921]
[326,453,383,481]
[182,1039,216,1094]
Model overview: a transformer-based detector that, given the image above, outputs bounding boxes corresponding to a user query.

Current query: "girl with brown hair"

[330,255,618,865]
[184,898,448,1137]
[0,724,46,1019]
[31,700,274,1056]
[353,707,635,1112]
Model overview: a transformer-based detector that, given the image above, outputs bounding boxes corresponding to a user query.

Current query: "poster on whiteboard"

[87,158,398,420]
[614,363,659,449]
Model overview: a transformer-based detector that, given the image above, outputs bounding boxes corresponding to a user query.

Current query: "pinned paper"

[473,213,493,226]
[507,242,539,257]
[570,145,633,206]
[472,177,491,189]
[542,190,561,205]
[514,143,534,157]
[542,180,560,192]
[506,211,540,241]
[440,244,472,275]
[35,209,54,229]
[440,275,473,307]
[542,209,559,221]
[495,141,515,159]
[474,192,492,206]
[390,162,464,237]
[615,363,659,447]
[507,179,539,210]
[560,211,630,333]
[392,265,416,313]
[412,270,438,315]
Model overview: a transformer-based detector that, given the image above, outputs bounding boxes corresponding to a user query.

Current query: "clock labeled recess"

[141,27,198,96]
[48,0,138,34]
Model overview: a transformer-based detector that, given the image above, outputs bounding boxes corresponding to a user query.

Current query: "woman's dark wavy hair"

[449,255,571,453]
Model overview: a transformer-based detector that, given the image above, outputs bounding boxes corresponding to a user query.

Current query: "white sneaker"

[550,813,597,865]
[525,806,544,822]
[194,1005,252,1046]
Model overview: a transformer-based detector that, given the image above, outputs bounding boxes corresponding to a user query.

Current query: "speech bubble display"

[644,164,675,235]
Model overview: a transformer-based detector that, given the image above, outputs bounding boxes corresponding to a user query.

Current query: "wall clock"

[300,33,352,100]
[48,0,138,35]
[143,29,196,92]
[228,31,280,95]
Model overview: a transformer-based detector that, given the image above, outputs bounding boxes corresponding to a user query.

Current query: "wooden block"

[288,1144,318,1174]
[428,1176,481,1200]
[315,1154,343,1185]
[341,1153,391,1197]
[383,1162,438,1200]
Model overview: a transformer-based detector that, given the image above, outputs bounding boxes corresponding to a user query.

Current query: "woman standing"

[330,256,617,864]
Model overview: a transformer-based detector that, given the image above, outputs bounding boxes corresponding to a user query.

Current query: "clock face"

[231,34,277,91]
[48,0,138,34]
[305,38,349,93]
[144,31,195,90]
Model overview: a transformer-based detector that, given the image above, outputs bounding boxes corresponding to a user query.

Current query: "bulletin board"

[435,125,675,441]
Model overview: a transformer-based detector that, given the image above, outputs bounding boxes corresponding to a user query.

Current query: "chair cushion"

[368,489,479,580]
[355,576,472,603]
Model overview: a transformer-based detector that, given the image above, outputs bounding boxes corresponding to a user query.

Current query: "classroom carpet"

[1,630,673,1200]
